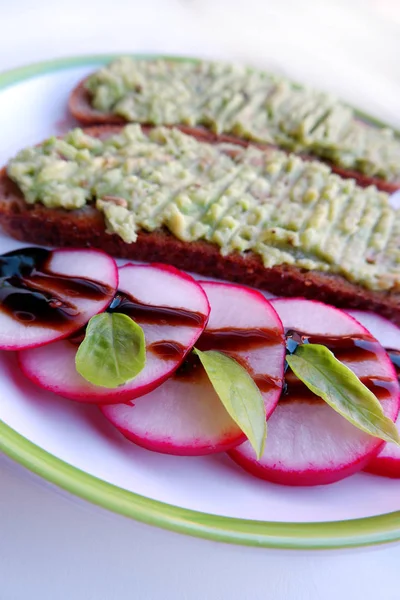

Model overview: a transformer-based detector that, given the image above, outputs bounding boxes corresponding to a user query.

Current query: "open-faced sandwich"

[70,57,400,192]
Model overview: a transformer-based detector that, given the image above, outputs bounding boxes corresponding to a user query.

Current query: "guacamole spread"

[84,57,400,183]
[7,125,400,292]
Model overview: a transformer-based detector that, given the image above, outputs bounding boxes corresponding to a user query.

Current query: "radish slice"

[229,299,400,486]
[347,310,400,479]
[18,264,210,403]
[101,281,286,455]
[0,247,118,350]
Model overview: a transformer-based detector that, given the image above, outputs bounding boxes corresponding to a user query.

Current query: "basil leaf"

[193,348,266,458]
[75,313,146,388]
[286,343,400,445]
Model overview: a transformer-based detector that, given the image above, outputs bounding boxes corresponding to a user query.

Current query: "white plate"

[0,55,399,550]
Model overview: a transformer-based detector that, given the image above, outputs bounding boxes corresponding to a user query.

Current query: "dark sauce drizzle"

[386,349,400,377]
[3,249,398,403]
[197,328,282,353]
[64,289,400,401]
[108,291,208,361]
[109,291,205,327]
[0,248,113,330]
[110,292,283,380]
[283,328,397,403]
[109,295,283,389]
[174,326,284,393]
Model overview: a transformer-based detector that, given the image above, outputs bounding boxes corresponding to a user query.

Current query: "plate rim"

[0,53,399,550]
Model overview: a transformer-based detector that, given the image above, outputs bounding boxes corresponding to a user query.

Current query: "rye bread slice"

[0,125,399,324]
[69,79,400,194]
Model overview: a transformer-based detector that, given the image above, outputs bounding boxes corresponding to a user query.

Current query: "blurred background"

[1,0,400,125]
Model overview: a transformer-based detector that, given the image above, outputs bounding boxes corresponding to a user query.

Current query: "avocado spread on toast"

[7,125,400,292]
[83,57,400,183]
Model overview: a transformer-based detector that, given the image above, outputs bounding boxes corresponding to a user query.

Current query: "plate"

[0,55,399,550]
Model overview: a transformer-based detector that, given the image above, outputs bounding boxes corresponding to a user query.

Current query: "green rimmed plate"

[0,55,399,550]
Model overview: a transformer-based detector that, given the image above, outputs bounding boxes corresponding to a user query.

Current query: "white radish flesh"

[347,310,400,479]
[101,281,286,455]
[0,247,118,350]
[229,299,400,486]
[18,264,210,403]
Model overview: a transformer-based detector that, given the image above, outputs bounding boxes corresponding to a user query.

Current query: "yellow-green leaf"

[286,343,400,445]
[193,348,267,458]
[75,312,146,388]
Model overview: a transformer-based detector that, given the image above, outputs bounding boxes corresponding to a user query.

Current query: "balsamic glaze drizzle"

[112,295,284,392]
[108,291,205,327]
[387,349,400,376]
[283,328,396,403]
[108,291,208,361]
[2,248,398,405]
[174,326,284,393]
[0,248,112,330]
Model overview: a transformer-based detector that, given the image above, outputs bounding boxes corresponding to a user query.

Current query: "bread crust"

[69,79,400,193]
[0,124,399,324]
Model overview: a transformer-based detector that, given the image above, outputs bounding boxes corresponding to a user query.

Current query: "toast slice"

[69,59,400,194]
[1,125,400,325]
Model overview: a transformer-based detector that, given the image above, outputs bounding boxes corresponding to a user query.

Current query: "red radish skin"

[0,248,118,350]
[366,456,400,479]
[102,370,247,456]
[229,298,400,486]
[101,281,286,456]
[18,264,210,403]
[347,310,400,479]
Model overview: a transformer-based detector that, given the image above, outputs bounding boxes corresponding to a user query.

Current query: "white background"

[1,1,400,598]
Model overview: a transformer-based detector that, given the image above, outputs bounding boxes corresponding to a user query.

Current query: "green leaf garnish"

[193,348,266,458]
[75,312,146,388]
[286,343,400,445]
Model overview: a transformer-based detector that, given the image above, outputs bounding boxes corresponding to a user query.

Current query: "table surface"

[1,1,400,598]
